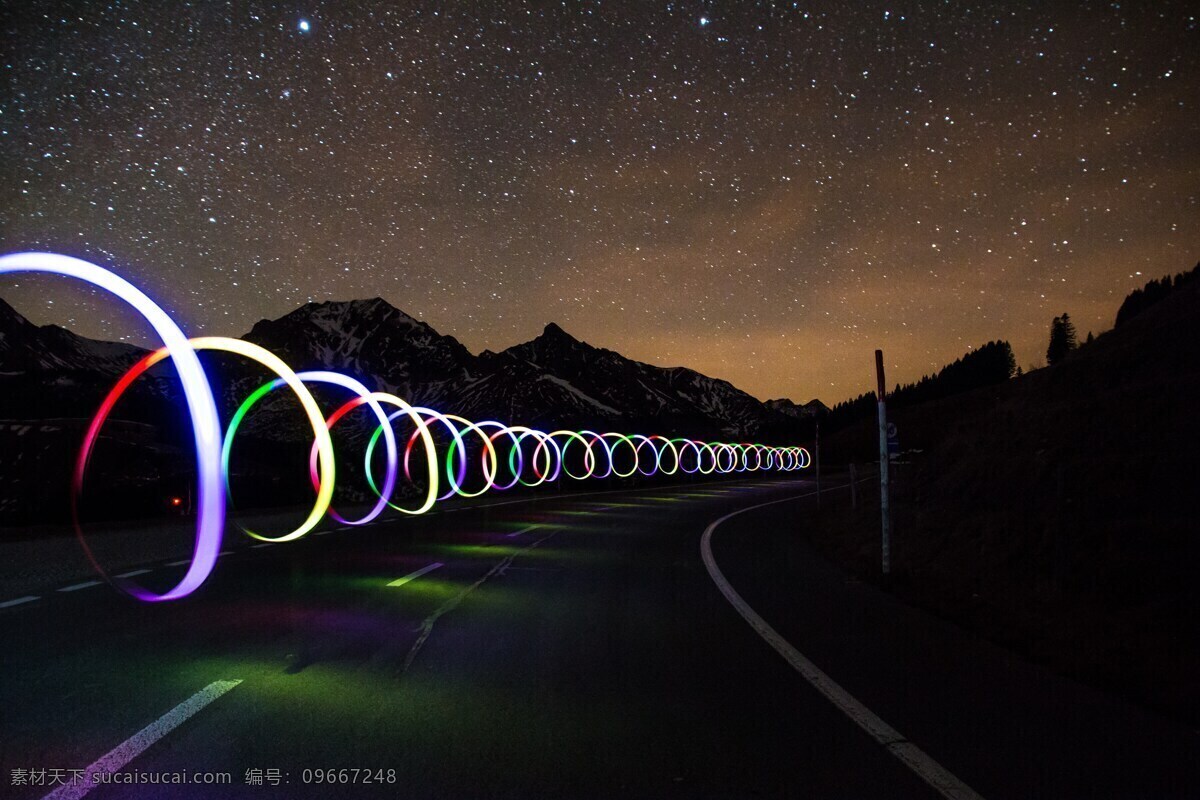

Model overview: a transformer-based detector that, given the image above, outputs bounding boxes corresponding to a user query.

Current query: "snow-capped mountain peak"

[1,294,819,442]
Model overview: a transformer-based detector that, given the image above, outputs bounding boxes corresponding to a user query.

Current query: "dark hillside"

[1114,261,1199,328]
[816,277,1200,723]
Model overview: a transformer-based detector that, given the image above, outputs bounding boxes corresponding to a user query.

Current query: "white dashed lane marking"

[41,679,243,800]
[387,562,444,587]
[505,524,542,538]
[58,580,102,593]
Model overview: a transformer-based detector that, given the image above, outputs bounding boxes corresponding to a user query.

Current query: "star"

[0,3,1193,403]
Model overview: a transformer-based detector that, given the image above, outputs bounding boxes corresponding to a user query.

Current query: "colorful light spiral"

[1,252,810,601]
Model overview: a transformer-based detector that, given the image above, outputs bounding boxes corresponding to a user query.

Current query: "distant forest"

[820,260,1199,435]
[824,340,1016,432]
[1114,261,1199,328]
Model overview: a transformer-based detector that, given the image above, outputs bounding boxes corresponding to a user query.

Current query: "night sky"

[1,2,1197,403]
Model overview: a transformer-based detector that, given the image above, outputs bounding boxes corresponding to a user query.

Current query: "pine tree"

[1046,316,1062,364]
[1060,313,1077,348]
[1046,313,1078,365]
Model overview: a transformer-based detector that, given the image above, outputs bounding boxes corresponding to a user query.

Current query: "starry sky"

[1,2,1197,403]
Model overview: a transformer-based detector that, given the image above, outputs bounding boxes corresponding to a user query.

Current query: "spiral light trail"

[1,252,810,601]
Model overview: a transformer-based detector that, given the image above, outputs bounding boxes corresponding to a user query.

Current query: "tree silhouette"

[1115,261,1199,327]
[1046,313,1078,365]
[824,340,1017,432]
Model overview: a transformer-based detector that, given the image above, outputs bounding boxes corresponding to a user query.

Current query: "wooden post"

[875,349,891,575]
[815,421,821,507]
[849,463,858,509]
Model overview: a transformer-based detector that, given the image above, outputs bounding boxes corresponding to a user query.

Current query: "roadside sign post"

[815,421,821,507]
[849,462,858,509]
[875,350,891,575]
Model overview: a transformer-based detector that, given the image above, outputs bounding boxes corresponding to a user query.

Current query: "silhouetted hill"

[1114,261,1198,328]
[765,397,828,419]
[0,300,187,523]
[816,271,1200,724]
[0,297,159,424]
[824,340,1017,434]
[0,296,145,376]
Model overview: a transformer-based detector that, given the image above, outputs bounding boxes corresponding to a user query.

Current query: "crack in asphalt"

[400,528,560,675]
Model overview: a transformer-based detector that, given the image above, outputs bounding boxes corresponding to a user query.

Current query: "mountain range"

[0,297,143,376]
[0,295,819,442]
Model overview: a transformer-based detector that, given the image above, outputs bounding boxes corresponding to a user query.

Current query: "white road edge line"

[505,524,542,538]
[700,485,985,800]
[41,679,242,800]
[58,580,103,593]
[388,562,444,587]
[113,569,151,579]
[164,559,191,567]
[0,595,40,609]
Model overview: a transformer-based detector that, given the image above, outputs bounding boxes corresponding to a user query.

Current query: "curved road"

[1,478,1196,798]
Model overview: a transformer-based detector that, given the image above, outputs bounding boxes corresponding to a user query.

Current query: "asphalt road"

[1,477,1197,799]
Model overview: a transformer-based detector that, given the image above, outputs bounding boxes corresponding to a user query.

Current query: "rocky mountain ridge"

[1,295,815,440]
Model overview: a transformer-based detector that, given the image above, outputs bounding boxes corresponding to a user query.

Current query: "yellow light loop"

[190,336,336,541]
